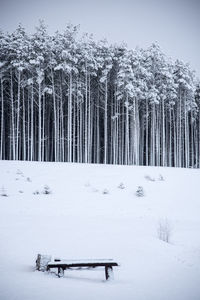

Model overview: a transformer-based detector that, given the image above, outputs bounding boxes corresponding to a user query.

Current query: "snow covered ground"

[0,160,200,300]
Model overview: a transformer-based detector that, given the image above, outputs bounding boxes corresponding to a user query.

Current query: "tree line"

[0,21,200,167]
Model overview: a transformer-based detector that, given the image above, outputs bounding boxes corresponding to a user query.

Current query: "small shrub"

[144,175,155,182]
[26,177,31,182]
[43,185,51,195]
[0,186,8,197]
[102,188,109,195]
[84,182,90,187]
[135,186,144,197]
[118,182,125,189]
[19,190,24,194]
[16,169,23,175]
[157,218,172,243]
[158,174,164,181]
[33,190,40,195]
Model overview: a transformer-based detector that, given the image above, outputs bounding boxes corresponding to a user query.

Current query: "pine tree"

[0,23,199,168]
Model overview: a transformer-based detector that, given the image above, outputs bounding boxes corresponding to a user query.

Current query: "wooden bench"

[47,259,118,280]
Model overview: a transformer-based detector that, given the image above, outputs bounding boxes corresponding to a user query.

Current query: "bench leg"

[105,266,113,280]
[36,254,41,271]
[58,267,64,278]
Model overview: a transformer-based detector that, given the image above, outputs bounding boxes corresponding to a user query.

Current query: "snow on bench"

[36,254,118,280]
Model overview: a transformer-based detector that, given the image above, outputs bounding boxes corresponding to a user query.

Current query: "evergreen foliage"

[0,22,199,168]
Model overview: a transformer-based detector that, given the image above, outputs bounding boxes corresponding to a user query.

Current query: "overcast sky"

[1,0,200,76]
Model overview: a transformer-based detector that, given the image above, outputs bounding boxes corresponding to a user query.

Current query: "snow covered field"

[0,160,200,300]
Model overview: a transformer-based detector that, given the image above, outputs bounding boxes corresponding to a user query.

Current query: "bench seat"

[47,259,118,280]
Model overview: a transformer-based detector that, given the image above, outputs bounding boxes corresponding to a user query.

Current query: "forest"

[0,21,200,168]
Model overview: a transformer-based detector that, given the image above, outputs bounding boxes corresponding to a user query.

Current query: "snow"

[0,160,200,300]
[47,259,116,265]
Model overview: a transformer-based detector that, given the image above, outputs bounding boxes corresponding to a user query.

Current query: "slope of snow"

[0,160,200,300]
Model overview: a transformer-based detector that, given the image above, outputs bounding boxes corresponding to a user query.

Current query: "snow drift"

[0,160,200,300]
